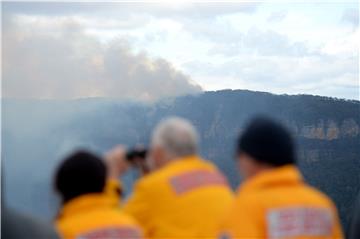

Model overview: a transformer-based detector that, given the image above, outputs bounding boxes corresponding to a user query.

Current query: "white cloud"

[3,2,260,19]
[207,27,318,57]
[2,2,359,100]
[183,53,359,99]
[321,29,359,56]
[267,10,287,22]
[342,8,359,28]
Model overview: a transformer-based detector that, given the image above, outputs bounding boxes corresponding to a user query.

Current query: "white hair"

[151,117,199,158]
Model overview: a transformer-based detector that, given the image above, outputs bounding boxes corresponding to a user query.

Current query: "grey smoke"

[2,14,202,101]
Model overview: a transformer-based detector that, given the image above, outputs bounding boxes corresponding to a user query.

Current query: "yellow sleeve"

[331,203,344,239]
[218,195,263,239]
[104,179,123,205]
[333,221,344,239]
[123,180,153,237]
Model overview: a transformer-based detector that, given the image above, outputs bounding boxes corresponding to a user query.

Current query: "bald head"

[151,117,199,159]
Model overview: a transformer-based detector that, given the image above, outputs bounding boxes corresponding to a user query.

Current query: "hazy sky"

[2,1,359,100]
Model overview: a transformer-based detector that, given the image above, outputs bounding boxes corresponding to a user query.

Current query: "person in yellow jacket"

[106,117,234,238]
[54,151,143,239]
[218,116,344,239]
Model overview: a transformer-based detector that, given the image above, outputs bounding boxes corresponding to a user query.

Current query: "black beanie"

[237,116,295,166]
[54,150,106,203]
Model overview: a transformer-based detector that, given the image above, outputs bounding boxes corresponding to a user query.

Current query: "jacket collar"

[174,154,201,162]
[166,155,203,168]
[59,193,118,218]
[239,165,303,193]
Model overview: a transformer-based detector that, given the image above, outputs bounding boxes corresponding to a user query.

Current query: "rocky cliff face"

[294,118,359,140]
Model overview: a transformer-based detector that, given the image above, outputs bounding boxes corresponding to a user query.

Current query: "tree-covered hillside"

[2,90,360,229]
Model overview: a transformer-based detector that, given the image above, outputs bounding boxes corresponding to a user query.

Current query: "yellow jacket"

[122,155,234,238]
[56,193,143,239]
[218,165,344,239]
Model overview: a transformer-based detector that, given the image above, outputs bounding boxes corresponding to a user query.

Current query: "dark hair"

[54,150,106,203]
[237,116,296,166]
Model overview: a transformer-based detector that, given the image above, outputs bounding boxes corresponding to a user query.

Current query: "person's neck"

[155,154,182,169]
[248,165,274,180]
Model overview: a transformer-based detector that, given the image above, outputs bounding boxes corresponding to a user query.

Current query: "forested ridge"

[3,89,359,228]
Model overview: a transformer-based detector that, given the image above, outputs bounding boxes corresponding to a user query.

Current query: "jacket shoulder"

[236,191,262,204]
[134,158,226,192]
[57,208,140,228]
[302,184,337,207]
[135,169,167,188]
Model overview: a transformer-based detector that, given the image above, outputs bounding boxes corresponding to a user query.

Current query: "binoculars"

[125,146,149,174]
[126,147,148,162]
